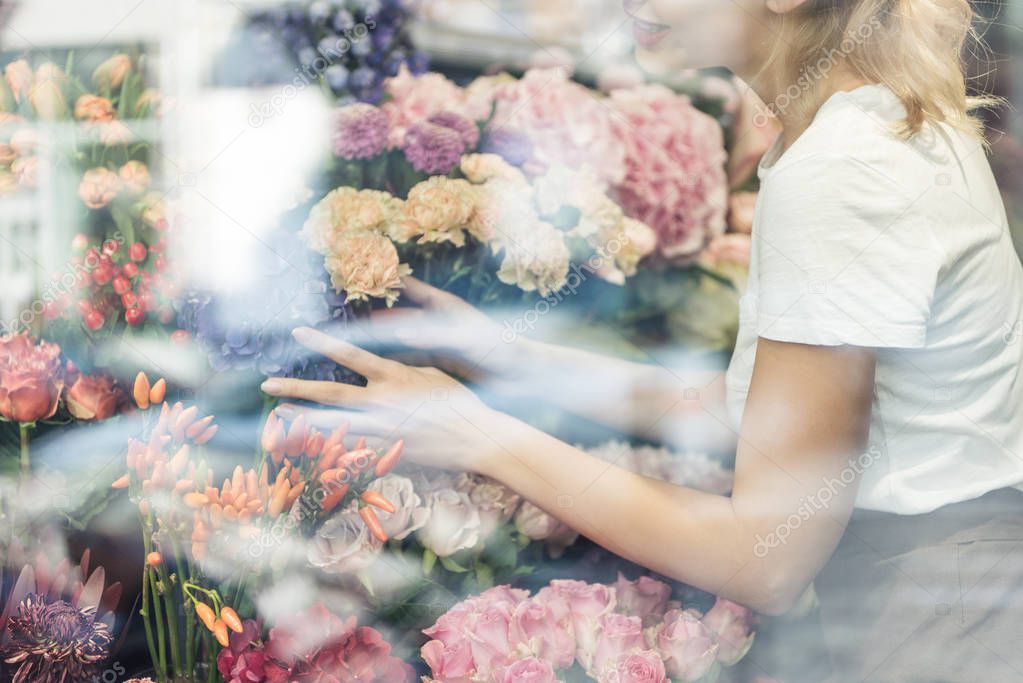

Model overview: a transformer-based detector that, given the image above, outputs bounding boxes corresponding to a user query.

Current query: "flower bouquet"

[421,578,755,682]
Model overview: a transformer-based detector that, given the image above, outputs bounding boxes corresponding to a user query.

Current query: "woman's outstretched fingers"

[260,376,366,406]
[292,326,393,378]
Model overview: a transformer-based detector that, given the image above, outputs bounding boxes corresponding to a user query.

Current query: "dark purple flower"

[429,111,480,151]
[403,121,464,175]
[333,103,388,159]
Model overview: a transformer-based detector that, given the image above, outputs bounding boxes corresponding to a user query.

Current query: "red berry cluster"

[46,230,179,332]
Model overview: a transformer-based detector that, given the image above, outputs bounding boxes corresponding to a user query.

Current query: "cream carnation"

[301,187,406,253]
[494,219,570,296]
[459,153,528,186]
[323,231,411,306]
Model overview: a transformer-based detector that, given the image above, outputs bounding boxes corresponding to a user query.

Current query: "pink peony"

[609,84,728,260]
[614,573,672,626]
[701,598,756,666]
[600,650,668,683]
[509,597,576,669]
[590,613,645,677]
[489,68,625,185]
[491,657,559,683]
[655,609,719,682]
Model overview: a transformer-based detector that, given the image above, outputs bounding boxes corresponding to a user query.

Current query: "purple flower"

[403,121,464,175]
[482,127,534,167]
[333,103,389,159]
[428,111,480,152]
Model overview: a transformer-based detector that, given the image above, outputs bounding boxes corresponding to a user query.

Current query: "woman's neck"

[746,60,871,155]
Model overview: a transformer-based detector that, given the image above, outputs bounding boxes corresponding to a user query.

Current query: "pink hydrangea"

[609,84,729,260]
[488,68,626,185]
[382,66,471,148]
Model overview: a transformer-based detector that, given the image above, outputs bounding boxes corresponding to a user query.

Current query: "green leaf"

[422,548,437,575]
[438,555,469,573]
[473,562,494,590]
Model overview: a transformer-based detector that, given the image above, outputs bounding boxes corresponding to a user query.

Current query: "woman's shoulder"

[766,84,968,197]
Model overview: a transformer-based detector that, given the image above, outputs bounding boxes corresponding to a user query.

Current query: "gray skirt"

[812,487,1023,683]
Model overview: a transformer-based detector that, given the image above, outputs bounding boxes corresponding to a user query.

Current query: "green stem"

[148,567,167,679]
[141,565,162,680]
[156,560,182,676]
[18,423,30,479]
[180,549,196,677]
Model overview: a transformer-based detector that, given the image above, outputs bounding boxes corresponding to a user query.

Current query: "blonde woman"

[264,1,1023,680]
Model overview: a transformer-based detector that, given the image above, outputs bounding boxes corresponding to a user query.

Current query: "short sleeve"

[755,154,944,348]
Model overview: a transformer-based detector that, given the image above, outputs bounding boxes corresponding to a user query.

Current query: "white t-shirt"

[725,84,1023,514]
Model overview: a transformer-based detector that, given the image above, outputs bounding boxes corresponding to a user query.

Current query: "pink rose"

[599,650,668,683]
[457,473,522,539]
[513,501,578,556]
[590,613,645,677]
[655,609,719,682]
[417,487,482,557]
[509,598,576,669]
[702,598,756,666]
[307,510,382,574]
[491,657,559,683]
[464,601,518,676]
[421,639,476,683]
[614,574,671,626]
[366,474,428,541]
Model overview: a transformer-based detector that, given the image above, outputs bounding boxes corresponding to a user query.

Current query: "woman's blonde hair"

[765,0,997,138]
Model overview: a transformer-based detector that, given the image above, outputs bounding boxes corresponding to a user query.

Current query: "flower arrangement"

[216,604,414,682]
[421,579,755,682]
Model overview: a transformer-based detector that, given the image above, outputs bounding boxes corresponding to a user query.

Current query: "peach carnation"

[324,231,411,306]
[301,187,406,253]
[460,153,528,187]
[402,177,475,247]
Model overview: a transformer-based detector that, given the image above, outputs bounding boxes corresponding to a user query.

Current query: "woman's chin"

[634,46,690,79]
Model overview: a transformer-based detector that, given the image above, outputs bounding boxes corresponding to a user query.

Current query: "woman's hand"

[368,277,527,386]
[260,326,508,473]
